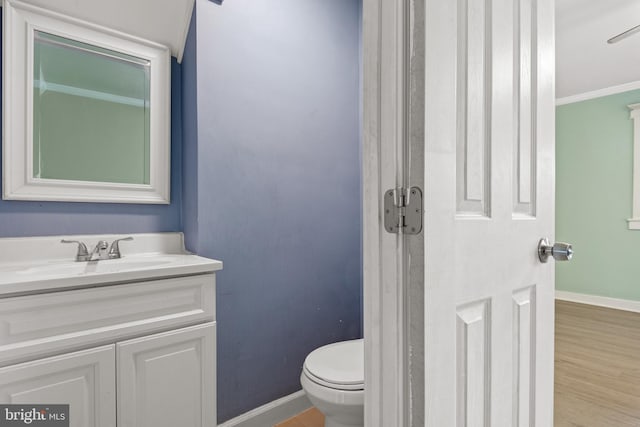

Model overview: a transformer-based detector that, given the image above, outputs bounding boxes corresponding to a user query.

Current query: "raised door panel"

[456,0,491,216]
[513,0,537,216]
[117,322,216,427]
[0,345,116,427]
[513,286,536,427]
[456,300,490,427]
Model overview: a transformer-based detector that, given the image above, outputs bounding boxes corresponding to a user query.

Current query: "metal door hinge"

[384,187,423,234]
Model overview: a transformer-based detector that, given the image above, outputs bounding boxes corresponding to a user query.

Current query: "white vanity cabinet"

[0,278,217,427]
[0,324,216,427]
[0,345,117,426]
[117,323,216,427]
[0,233,221,427]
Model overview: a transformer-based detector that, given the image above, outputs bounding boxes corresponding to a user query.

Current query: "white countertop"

[0,233,222,296]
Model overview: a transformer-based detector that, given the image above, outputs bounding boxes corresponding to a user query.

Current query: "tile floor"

[275,407,324,427]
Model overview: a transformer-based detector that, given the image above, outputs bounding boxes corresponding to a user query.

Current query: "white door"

[117,322,216,427]
[0,345,116,427]
[423,0,556,426]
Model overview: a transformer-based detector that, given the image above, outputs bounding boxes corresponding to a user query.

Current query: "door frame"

[362,0,412,425]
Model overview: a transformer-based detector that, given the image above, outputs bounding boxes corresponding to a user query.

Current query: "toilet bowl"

[300,339,364,427]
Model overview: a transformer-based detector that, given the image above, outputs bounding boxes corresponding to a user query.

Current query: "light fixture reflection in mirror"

[32,31,151,185]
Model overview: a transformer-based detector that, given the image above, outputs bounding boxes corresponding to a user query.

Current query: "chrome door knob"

[538,238,573,263]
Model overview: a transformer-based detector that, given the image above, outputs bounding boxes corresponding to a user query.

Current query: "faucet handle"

[61,239,90,262]
[108,237,133,259]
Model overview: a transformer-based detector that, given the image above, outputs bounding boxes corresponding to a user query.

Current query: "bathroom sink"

[15,257,175,276]
[0,233,222,296]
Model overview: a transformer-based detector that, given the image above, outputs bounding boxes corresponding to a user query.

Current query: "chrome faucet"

[108,237,133,259]
[61,240,90,261]
[62,237,133,262]
[90,240,109,261]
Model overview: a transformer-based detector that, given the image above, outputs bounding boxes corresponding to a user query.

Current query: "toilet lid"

[303,339,364,390]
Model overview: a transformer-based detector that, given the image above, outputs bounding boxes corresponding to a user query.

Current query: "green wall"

[556,89,640,300]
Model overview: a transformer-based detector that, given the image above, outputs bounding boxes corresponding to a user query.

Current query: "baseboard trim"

[556,290,640,313]
[218,390,312,427]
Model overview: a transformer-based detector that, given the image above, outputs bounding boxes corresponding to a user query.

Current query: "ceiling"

[556,0,640,98]
[18,0,195,62]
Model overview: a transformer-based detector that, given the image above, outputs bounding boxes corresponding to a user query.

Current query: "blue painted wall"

[184,0,362,421]
[182,12,199,252]
[0,15,183,238]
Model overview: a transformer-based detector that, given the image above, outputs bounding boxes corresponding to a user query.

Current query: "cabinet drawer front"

[0,345,116,427]
[0,275,215,365]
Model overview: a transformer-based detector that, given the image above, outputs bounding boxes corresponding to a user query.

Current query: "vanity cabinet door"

[0,345,116,427]
[117,322,216,427]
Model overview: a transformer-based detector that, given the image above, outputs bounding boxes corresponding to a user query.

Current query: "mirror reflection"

[32,31,151,185]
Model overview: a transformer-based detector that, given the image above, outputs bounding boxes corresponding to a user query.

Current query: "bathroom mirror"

[3,0,171,203]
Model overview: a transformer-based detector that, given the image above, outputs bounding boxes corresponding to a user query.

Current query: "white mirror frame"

[2,0,171,204]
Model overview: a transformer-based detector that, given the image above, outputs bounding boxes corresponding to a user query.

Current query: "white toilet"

[300,339,364,427]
